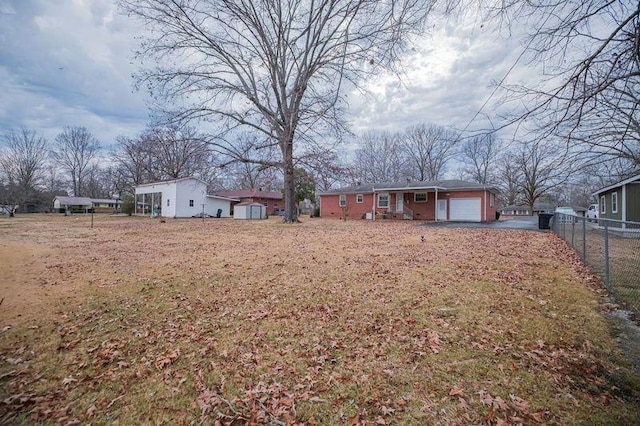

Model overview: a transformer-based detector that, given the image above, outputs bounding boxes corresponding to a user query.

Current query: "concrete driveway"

[421,215,542,231]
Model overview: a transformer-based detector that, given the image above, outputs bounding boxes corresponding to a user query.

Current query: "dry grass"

[0,214,639,425]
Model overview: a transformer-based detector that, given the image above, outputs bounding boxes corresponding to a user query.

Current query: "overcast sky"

[0,0,533,151]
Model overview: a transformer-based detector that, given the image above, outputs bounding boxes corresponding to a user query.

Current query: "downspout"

[435,188,438,222]
[483,189,487,221]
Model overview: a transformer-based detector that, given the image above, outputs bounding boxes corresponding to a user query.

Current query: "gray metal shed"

[233,202,267,220]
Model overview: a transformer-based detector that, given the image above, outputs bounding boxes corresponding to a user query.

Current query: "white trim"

[135,176,208,189]
[593,174,640,196]
[338,194,346,207]
[356,194,363,203]
[622,185,627,222]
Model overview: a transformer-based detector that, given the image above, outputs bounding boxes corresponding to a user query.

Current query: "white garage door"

[450,198,481,222]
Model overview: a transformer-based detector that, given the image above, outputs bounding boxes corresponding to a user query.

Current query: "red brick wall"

[320,193,375,219]
[320,190,498,221]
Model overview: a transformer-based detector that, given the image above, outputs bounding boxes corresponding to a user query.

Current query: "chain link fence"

[551,213,640,318]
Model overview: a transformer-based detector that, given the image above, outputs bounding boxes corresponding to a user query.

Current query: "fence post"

[571,218,575,248]
[604,220,610,291]
[582,217,586,262]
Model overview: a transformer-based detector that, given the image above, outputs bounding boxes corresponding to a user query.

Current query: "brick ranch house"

[319,180,499,222]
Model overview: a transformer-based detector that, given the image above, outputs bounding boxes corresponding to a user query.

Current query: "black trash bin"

[538,213,554,230]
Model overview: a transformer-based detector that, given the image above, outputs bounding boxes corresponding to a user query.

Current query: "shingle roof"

[54,196,93,206]
[320,180,498,195]
[214,189,282,200]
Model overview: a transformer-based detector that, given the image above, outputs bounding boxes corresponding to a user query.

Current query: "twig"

[0,370,16,380]
[257,399,286,426]
[107,395,124,408]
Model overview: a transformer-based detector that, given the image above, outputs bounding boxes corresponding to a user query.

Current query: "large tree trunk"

[283,138,297,223]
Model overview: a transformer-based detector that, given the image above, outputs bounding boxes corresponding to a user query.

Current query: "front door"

[396,193,404,212]
[437,199,447,220]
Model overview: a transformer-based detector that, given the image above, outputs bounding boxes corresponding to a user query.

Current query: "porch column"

[372,187,376,221]
[435,188,438,222]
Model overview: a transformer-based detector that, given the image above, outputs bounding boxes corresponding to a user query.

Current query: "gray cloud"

[0,1,539,155]
[0,0,149,145]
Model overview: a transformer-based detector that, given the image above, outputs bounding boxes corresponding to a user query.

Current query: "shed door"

[450,198,481,222]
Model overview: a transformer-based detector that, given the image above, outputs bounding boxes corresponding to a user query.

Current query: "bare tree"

[141,125,213,180]
[111,125,216,195]
[0,128,48,215]
[53,126,100,196]
[220,133,281,190]
[304,150,349,192]
[119,0,434,223]
[511,140,567,215]
[403,123,459,181]
[495,152,522,207]
[485,1,640,167]
[84,165,113,199]
[111,135,152,196]
[460,133,499,184]
[351,131,405,183]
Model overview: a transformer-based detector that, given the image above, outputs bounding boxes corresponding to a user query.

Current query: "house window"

[490,193,495,207]
[414,192,427,202]
[339,194,346,207]
[189,199,194,207]
[167,199,170,207]
[600,196,606,214]
[612,192,618,213]
[378,193,389,208]
[356,194,363,203]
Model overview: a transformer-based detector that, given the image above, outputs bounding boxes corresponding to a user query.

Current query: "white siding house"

[206,195,235,218]
[135,177,236,218]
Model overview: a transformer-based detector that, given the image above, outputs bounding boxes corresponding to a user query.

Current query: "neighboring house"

[498,201,557,216]
[592,173,640,222]
[134,177,236,218]
[319,180,499,222]
[53,196,123,214]
[53,196,94,213]
[91,198,122,213]
[213,188,283,215]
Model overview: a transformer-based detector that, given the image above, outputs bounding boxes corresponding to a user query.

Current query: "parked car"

[554,206,577,224]
[586,203,599,221]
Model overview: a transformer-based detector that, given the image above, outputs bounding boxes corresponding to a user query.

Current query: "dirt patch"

[0,242,78,324]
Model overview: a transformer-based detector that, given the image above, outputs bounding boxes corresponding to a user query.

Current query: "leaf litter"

[0,215,639,424]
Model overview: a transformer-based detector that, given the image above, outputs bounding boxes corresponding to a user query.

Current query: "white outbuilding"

[233,202,267,220]
[135,177,236,218]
